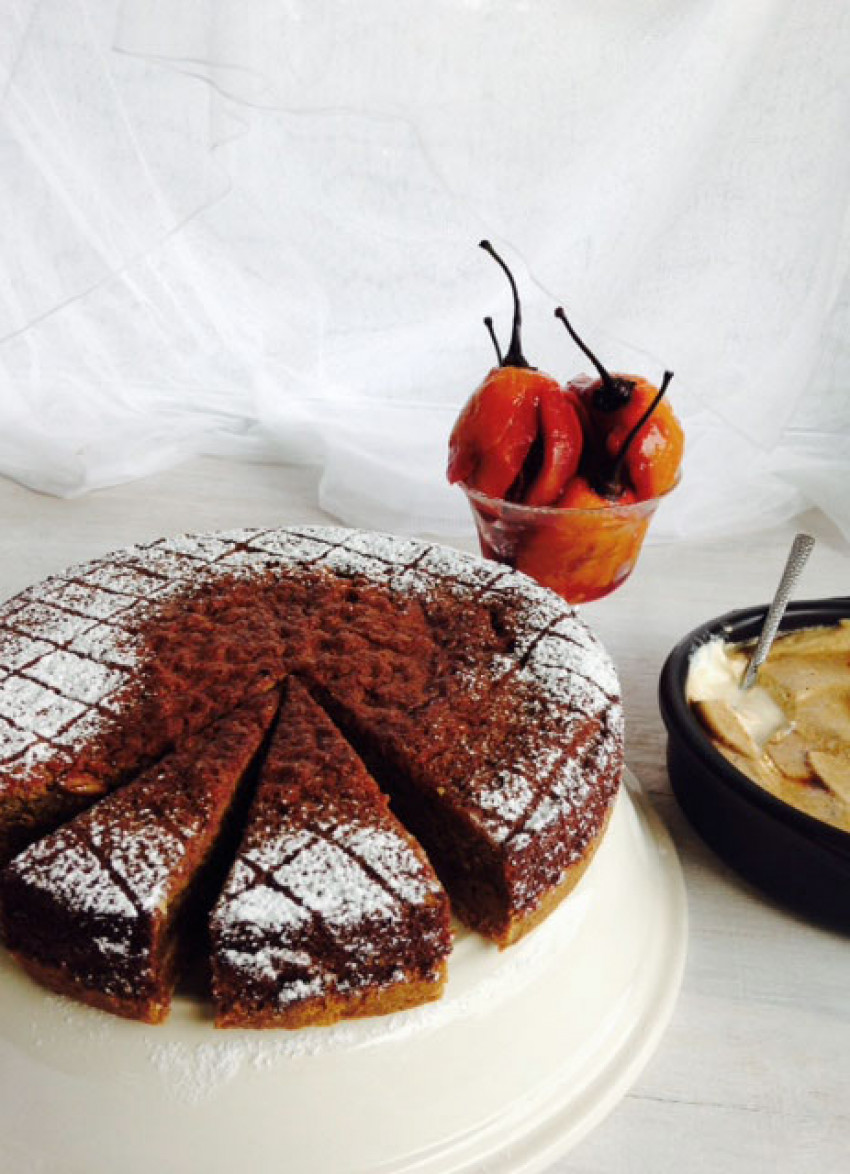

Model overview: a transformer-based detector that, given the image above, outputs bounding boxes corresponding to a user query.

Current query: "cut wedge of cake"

[210,678,453,1028]
[0,690,279,1023]
[310,579,623,947]
[0,552,292,866]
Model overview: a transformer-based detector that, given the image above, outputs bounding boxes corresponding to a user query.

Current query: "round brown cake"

[0,526,623,1026]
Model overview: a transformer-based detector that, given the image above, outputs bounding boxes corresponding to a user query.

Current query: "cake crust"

[214,972,448,1031]
[7,944,176,1024]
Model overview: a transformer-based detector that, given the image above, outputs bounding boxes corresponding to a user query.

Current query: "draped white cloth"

[1,0,848,541]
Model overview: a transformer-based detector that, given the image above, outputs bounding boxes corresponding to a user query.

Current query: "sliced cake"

[0,548,295,866]
[0,527,624,1025]
[0,690,279,1023]
[210,678,453,1028]
[308,560,623,947]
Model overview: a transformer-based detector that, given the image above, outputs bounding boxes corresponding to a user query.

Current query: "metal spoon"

[741,532,816,690]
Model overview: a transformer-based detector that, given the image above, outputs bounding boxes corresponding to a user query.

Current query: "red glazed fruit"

[447,242,583,506]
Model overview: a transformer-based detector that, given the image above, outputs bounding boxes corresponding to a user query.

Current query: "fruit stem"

[601,371,674,498]
[554,306,632,410]
[480,240,530,369]
[483,316,503,366]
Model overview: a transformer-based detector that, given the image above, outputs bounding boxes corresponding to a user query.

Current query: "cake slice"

[0,551,293,867]
[210,678,453,1028]
[0,690,279,1023]
[311,607,623,948]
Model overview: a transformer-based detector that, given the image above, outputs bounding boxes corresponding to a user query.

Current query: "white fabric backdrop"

[1,0,848,541]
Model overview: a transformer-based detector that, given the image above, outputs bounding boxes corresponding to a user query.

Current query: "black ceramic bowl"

[659,597,850,932]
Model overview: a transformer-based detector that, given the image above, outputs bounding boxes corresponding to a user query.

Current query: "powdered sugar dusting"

[145,1041,248,1104]
[0,631,54,676]
[510,572,578,626]
[513,656,611,721]
[412,544,499,590]
[206,527,268,545]
[7,601,98,646]
[90,817,184,915]
[117,547,200,581]
[51,709,115,751]
[238,829,314,877]
[469,743,571,845]
[246,530,340,564]
[35,579,136,622]
[221,949,325,998]
[332,824,438,905]
[151,535,237,563]
[65,624,138,668]
[274,835,399,927]
[24,650,124,707]
[0,676,86,738]
[194,548,278,578]
[0,712,37,757]
[308,544,395,584]
[511,734,619,858]
[11,834,136,920]
[522,635,619,704]
[472,769,537,843]
[216,864,313,936]
[341,531,426,569]
[286,524,354,547]
[60,561,166,598]
[6,792,190,932]
[518,757,595,841]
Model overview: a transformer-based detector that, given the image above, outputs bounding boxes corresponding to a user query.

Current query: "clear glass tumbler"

[462,481,676,604]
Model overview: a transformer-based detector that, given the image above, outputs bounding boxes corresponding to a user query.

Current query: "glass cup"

[462,481,677,605]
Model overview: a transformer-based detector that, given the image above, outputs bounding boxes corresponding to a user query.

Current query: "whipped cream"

[686,637,788,748]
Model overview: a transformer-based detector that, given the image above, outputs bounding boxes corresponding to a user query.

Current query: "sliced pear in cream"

[688,623,850,834]
[808,750,850,806]
[693,698,761,759]
[766,730,815,782]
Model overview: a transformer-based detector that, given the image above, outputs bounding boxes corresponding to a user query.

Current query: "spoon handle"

[741,533,815,690]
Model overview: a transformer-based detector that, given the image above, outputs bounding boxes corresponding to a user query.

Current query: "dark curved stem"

[480,240,530,368]
[603,371,674,497]
[554,306,630,409]
[483,316,503,366]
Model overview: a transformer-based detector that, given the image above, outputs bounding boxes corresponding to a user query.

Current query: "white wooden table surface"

[1,458,847,1174]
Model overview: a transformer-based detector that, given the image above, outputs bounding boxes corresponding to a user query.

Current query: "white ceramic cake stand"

[0,770,686,1174]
